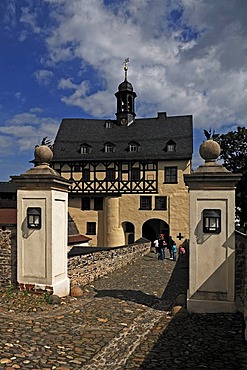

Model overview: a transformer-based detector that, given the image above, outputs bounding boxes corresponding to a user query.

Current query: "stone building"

[52,63,193,247]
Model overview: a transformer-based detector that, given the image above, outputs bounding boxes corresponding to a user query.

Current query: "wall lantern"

[27,207,41,229]
[203,209,221,234]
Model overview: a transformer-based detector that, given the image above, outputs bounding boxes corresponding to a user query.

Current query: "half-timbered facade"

[52,64,193,247]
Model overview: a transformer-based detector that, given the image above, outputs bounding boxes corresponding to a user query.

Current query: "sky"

[0,0,247,181]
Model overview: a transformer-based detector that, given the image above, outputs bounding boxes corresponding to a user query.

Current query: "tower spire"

[115,58,136,126]
[123,57,129,81]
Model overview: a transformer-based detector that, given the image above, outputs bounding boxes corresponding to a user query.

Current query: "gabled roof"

[52,112,193,162]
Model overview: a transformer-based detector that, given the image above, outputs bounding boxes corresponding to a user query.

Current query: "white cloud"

[20,5,41,34]
[0,135,13,156]
[0,110,60,152]
[34,69,54,86]
[1,0,247,164]
[38,0,247,131]
[7,113,42,126]
[14,91,26,103]
[2,0,16,29]
[30,107,44,113]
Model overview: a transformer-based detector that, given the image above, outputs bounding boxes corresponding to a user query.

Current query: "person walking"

[158,234,167,260]
[172,241,177,261]
[154,238,159,255]
[168,236,174,259]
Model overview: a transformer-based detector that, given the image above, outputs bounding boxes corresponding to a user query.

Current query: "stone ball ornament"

[199,139,221,162]
[34,144,53,166]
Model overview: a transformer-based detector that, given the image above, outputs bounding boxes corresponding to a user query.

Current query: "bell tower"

[115,58,136,126]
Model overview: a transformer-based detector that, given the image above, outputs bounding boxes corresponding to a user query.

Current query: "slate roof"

[52,112,193,162]
[0,182,17,193]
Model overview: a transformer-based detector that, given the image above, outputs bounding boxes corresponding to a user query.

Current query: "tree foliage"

[217,126,247,228]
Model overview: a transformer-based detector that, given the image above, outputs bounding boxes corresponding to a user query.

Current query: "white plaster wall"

[17,191,50,284]
[51,190,68,285]
[17,189,69,295]
[188,189,236,302]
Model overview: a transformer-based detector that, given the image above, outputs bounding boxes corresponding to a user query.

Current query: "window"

[81,197,90,210]
[140,196,152,210]
[129,144,137,152]
[166,140,176,152]
[80,144,91,154]
[146,161,155,170]
[128,141,140,152]
[164,166,177,183]
[104,143,115,153]
[87,222,96,235]
[94,197,103,210]
[73,165,81,172]
[106,168,115,181]
[83,169,90,181]
[155,196,167,210]
[105,120,113,128]
[131,168,140,181]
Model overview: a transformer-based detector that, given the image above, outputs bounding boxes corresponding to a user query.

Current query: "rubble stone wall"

[68,242,151,287]
[0,228,17,287]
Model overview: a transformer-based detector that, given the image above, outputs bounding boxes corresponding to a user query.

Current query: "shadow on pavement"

[161,254,189,302]
[135,311,247,370]
[94,254,189,310]
[124,254,247,369]
[94,288,161,307]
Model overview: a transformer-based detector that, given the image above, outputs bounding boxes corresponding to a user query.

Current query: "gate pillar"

[184,138,241,313]
[12,144,71,297]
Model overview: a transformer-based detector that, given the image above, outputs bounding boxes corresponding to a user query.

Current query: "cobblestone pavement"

[0,251,247,369]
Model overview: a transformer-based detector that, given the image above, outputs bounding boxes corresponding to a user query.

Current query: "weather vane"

[123,57,129,80]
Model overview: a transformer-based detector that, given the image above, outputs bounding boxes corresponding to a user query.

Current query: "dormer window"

[128,141,140,152]
[104,142,115,153]
[105,120,113,128]
[80,144,91,154]
[165,140,176,152]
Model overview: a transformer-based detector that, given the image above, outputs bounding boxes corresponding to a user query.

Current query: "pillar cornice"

[11,167,71,193]
[184,172,242,190]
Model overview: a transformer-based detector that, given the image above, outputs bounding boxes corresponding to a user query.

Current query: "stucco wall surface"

[68,159,191,247]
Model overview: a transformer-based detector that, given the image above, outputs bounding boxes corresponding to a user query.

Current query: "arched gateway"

[142,219,169,242]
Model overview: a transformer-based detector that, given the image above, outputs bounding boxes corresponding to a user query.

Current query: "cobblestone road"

[0,251,246,369]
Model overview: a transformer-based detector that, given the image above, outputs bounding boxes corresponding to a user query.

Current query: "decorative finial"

[123,57,129,80]
[34,137,53,166]
[203,129,219,140]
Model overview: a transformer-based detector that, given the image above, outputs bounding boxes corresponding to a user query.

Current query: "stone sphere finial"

[195,130,229,173]
[34,144,53,166]
[199,139,221,164]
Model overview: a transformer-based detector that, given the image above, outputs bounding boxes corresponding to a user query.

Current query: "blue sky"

[0,0,246,181]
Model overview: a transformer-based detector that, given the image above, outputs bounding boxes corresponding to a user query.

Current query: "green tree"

[217,126,247,229]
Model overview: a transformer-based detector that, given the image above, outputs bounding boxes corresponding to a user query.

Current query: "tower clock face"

[120,118,127,125]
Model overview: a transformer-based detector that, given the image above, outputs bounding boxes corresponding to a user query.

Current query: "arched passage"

[122,221,135,245]
[142,219,169,242]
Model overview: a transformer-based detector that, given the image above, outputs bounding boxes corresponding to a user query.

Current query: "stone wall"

[0,228,17,287]
[68,242,151,287]
[235,231,247,341]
